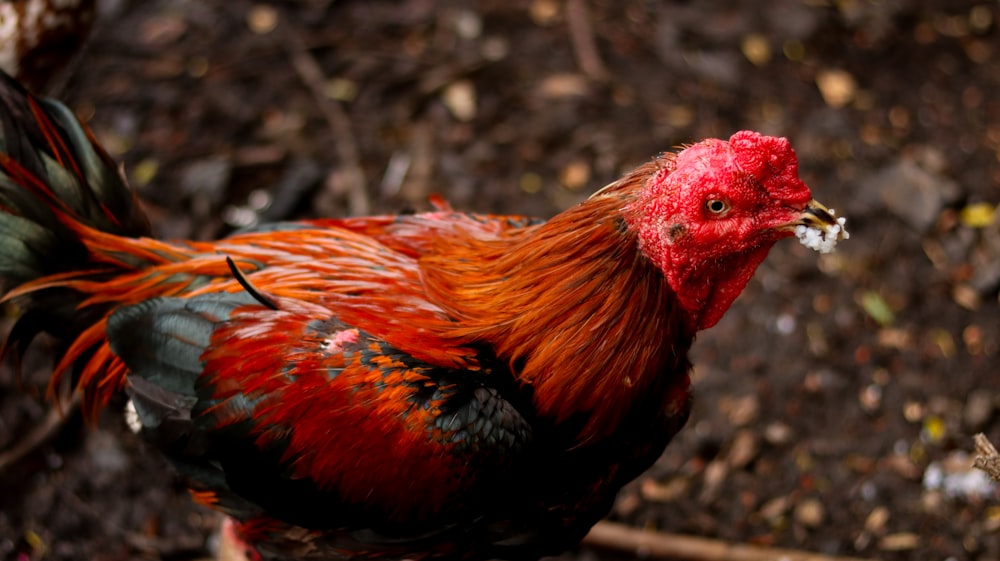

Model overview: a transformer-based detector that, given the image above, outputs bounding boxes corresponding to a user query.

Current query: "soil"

[1,1,1000,560]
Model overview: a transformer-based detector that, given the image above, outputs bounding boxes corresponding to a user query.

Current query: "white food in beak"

[795,208,849,254]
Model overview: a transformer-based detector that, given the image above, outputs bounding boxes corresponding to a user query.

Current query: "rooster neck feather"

[421,161,693,444]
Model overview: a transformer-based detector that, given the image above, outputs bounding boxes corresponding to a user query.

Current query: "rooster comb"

[728,131,808,203]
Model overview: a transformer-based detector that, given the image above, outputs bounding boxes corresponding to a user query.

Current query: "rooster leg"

[216,517,257,561]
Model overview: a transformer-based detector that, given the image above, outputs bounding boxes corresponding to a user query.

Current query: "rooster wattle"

[0,71,846,560]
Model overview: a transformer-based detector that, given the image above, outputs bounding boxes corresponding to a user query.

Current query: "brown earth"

[1,1,1000,560]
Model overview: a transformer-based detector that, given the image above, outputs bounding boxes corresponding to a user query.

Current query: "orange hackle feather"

[422,158,692,444]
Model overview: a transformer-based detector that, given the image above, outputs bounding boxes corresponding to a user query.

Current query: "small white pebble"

[775,313,796,335]
[922,458,996,499]
[859,480,878,501]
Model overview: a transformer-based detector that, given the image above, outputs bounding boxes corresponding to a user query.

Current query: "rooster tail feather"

[0,71,151,283]
[0,70,152,396]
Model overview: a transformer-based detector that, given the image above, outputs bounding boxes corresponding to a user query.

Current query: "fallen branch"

[278,17,370,217]
[565,0,608,80]
[973,433,1000,482]
[583,521,876,561]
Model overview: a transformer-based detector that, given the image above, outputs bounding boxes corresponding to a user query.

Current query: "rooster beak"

[799,199,840,230]
[784,198,849,253]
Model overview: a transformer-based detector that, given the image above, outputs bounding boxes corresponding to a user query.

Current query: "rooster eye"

[705,199,729,215]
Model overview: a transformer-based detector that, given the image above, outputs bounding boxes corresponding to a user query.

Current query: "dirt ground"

[1,1,999,560]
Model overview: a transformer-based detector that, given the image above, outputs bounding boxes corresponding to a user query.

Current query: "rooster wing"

[109,282,536,554]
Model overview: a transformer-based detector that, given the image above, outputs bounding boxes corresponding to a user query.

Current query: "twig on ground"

[278,17,370,216]
[973,433,1000,482]
[0,390,81,473]
[565,0,608,80]
[583,521,876,561]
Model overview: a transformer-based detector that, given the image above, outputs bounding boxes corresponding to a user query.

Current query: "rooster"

[0,71,846,561]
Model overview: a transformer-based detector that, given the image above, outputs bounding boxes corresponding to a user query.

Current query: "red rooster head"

[624,130,844,330]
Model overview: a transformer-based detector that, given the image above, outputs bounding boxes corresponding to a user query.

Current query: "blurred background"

[1,1,999,560]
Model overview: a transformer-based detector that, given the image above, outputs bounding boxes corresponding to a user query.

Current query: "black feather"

[0,70,154,370]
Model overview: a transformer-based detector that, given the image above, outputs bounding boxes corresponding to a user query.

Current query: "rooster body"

[0,72,843,560]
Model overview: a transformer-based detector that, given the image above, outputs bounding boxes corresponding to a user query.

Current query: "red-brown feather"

[191,301,498,523]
